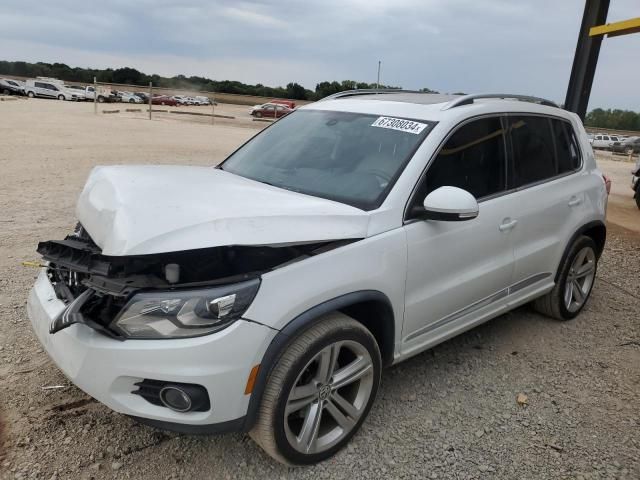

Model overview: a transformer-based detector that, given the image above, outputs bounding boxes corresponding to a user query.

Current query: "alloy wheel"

[284,340,373,455]
[564,246,596,313]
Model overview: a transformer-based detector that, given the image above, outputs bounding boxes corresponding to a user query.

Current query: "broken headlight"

[111,278,260,339]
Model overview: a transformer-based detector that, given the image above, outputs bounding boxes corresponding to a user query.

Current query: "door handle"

[499,218,518,232]
[568,196,582,207]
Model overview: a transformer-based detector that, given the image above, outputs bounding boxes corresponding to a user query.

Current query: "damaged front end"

[40,225,351,340]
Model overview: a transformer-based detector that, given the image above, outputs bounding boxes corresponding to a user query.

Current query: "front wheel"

[57,94,65,100]
[27,91,35,98]
[250,312,381,465]
[533,236,598,320]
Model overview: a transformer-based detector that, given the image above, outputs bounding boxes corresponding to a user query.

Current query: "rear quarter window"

[551,119,581,174]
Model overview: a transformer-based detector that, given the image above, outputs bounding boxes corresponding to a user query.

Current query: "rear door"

[506,115,584,289]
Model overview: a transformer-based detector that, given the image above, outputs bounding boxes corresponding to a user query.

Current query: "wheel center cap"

[318,384,331,401]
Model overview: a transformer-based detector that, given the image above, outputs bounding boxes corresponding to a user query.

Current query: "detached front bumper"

[27,269,276,430]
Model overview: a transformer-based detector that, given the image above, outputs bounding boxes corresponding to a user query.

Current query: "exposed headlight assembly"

[112,278,260,339]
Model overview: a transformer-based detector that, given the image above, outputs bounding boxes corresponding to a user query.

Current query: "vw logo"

[318,384,331,401]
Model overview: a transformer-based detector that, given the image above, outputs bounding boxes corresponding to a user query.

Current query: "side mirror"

[422,186,479,221]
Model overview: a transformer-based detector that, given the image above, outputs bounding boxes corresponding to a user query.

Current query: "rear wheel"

[27,91,35,98]
[250,312,381,465]
[533,236,598,320]
[2,88,9,95]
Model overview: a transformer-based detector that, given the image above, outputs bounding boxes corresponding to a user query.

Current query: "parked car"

[0,78,25,95]
[611,136,640,155]
[65,85,87,101]
[28,91,608,465]
[134,92,149,103]
[81,85,116,103]
[195,96,212,105]
[250,103,292,118]
[117,91,143,103]
[591,134,619,150]
[24,79,77,100]
[632,155,640,209]
[271,99,296,109]
[152,95,178,106]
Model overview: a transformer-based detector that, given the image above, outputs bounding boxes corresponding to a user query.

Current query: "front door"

[402,116,515,355]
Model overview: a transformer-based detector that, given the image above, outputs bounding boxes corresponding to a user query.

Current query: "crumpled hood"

[76,165,370,256]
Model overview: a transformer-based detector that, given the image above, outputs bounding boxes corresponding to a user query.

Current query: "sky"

[0,0,638,110]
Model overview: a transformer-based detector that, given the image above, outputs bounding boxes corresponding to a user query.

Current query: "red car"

[271,99,295,109]
[152,95,178,106]
[250,103,293,118]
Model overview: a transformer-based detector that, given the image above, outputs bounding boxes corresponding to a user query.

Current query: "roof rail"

[319,89,424,101]
[441,93,558,110]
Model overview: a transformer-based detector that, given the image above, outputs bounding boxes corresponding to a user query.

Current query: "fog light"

[159,386,192,412]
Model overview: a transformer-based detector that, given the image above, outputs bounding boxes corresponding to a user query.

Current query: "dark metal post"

[93,76,97,115]
[564,0,610,120]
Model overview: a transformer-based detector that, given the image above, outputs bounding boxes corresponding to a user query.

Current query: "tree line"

[1,61,636,128]
[584,108,640,132]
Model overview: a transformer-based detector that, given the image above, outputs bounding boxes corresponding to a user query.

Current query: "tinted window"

[420,117,507,200]
[509,116,556,187]
[551,119,581,174]
[35,82,45,88]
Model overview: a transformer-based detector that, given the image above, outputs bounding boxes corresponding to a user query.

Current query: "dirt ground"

[0,99,638,479]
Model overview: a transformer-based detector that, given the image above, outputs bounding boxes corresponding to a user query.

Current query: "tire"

[626,148,634,155]
[129,98,135,103]
[2,88,9,95]
[533,236,598,321]
[255,111,263,118]
[57,95,65,100]
[635,190,640,210]
[27,91,35,98]
[97,96,105,103]
[250,312,381,465]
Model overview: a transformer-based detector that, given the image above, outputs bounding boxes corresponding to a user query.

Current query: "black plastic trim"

[554,220,606,282]
[130,415,245,435]
[242,290,395,432]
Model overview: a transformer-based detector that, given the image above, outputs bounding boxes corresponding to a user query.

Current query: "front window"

[221,110,435,210]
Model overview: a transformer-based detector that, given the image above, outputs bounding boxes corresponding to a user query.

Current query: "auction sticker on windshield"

[371,116,428,135]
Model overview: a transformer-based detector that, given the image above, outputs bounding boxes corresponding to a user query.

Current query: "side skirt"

[398,274,553,361]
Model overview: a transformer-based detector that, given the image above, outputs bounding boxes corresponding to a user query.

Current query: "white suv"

[27,91,608,465]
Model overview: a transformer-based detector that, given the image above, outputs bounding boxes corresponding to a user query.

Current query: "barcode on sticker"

[371,116,427,135]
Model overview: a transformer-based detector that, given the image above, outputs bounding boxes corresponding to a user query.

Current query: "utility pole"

[93,77,97,115]
[565,0,610,119]
[376,61,381,91]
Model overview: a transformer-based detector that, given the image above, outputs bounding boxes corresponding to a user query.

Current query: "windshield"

[221,110,434,210]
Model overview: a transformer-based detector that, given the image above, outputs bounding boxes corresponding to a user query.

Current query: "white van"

[24,79,77,101]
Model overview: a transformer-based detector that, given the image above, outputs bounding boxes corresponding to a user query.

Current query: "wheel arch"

[242,290,395,432]
[555,220,606,282]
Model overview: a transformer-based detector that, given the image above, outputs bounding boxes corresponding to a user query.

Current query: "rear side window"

[509,116,556,187]
[551,120,581,174]
[420,117,507,200]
